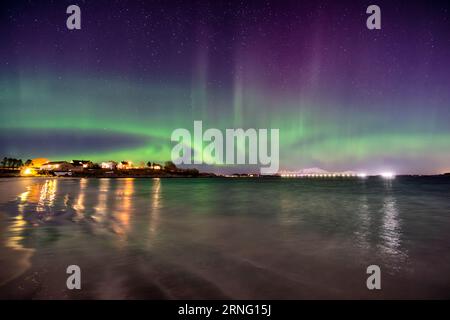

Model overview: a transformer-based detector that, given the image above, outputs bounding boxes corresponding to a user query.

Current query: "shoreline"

[0,173,217,179]
[1,173,449,179]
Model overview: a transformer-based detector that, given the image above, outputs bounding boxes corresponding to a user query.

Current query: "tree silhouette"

[164,161,177,171]
[1,158,24,168]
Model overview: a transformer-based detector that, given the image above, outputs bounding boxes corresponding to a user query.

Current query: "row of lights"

[280,172,395,179]
[280,173,361,178]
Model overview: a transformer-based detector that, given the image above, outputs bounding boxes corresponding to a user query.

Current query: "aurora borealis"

[1,0,449,174]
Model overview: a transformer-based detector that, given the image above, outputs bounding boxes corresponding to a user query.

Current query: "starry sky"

[1,0,449,174]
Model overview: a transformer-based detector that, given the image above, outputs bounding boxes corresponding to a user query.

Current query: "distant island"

[0,157,215,178]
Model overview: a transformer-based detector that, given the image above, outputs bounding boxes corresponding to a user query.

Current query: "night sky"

[1,0,449,174]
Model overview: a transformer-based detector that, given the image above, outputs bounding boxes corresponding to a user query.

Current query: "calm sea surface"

[1,177,450,299]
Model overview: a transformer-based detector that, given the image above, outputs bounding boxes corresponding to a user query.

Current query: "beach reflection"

[37,179,58,214]
[93,178,110,222]
[73,178,88,221]
[6,191,29,251]
[148,178,162,243]
[380,180,401,255]
[1,186,35,286]
[351,179,405,264]
[354,193,371,249]
[381,195,401,254]
[112,178,135,240]
[6,178,165,243]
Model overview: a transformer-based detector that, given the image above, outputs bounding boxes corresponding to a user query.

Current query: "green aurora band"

[1,72,449,174]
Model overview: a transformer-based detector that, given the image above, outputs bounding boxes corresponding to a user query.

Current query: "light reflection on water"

[93,178,109,222]
[353,179,404,266]
[37,179,58,214]
[6,190,28,251]
[1,177,450,299]
[354,193,370,250]
[73,178,87,221]
[381,195,400,254]
[149,178,161,242]
[380,180,408,269]
[112,178,134,239]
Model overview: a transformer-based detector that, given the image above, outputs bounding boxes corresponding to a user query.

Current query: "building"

[117,161,132,170]
[40,161,75,172]
[101,161,117,170]
[71,160,93,169]
[148,162,162,170]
